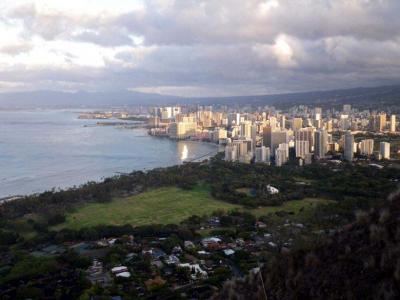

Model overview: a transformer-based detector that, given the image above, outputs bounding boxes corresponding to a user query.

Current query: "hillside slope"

[214,191,400,300]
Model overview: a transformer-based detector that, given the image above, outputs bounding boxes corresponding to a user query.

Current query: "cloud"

[0,41,33,55]
[0,0,399,96]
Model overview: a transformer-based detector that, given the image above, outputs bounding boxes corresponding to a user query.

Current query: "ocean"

[0,110,218,197]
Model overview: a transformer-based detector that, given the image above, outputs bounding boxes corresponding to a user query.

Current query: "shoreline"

[0,111,220,201]
[1,144,219,202]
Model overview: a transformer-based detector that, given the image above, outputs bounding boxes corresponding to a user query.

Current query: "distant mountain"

[0,90,182,109]
[196,84,400,110]
[0,84,399,109]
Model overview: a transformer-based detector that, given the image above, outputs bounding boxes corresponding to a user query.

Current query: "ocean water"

[0,110,218,197]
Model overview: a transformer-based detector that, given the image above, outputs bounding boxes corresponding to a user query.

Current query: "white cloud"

[0,0,399,95]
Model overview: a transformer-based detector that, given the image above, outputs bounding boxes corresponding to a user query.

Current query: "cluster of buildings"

[148,104,397,166]
[78,212,306,298]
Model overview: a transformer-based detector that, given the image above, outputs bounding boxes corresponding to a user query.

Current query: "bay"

[0,110,218,197]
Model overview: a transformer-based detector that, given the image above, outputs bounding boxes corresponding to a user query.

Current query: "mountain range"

[0,84,399,109]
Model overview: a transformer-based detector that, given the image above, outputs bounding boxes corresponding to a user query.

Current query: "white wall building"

[380,142,390,159]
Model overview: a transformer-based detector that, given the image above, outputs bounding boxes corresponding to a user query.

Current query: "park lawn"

[56,186,241,230]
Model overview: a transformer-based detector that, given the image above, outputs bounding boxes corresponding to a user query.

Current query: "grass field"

[55,183,334,230]
[56,186,241,229]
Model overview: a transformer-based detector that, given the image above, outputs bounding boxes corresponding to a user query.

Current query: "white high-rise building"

[275,143,289,167]
[292,118,303,131]
[228,113,240,126]
[280,115,286,129]
[255,146,270,163]
[212,128,227,142]
[344,131,354,161]
[240,121,252,139]
[295,127,315,152]
[295,140,310,159]
[168,119,197,139]
[359,139,374,156]
[225,144,238,162]
[380,142,390,160]
[390,115,396,133]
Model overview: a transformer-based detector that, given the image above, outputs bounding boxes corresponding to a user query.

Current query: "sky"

[0,0,400,97]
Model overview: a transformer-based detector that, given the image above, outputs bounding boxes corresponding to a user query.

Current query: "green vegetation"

[56,185,241,229]
[246,198,334,218]
[1,154,400,299]
[57,184,332,230]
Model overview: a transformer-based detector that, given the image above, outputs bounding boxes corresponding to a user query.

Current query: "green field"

[56,186,241,229]
[55,184,334,230]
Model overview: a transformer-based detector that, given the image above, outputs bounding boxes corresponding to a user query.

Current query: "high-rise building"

[292,118,303,131]
[268,116,278,130]
[228,113,240,126]
[168,119,197,139]
[280,115,286,129]
[271,130,288,155]
[262,125,272,148]
[224,144,237,162]
[314,129,328,159]
[255,146,270,163]
[390,115,396,133]
[380,142,390,159]
[326,119,333,133]
[359,139,374,156]
[212,128,227,142]
[344,131,354,161]
[251,124,258,150]
[295,140,309,159]
[232,139,253,163]
[378,113,386,132]
[275,143,289,167]
[295,127,315,152]
[240,121,252,139]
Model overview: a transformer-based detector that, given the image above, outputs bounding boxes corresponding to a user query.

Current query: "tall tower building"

[359,139,374,156]
[280,115,286,129]
[295,127,315,152]
[292,118,303,131]
[380,142,390,160]
[269,116,278,130]
[240,121,252,139]
[275,144,288,167]
[344,131,354,161]
[314,129,328,159]
[271,130,288,155]
[295,140,310,159]
[379,113,386,132]
[225,144,238,162]
[255,146,270,163]
[326,119,333,133]
[262,125,272,148]
[390,115,396,133]
[228,113,240,126]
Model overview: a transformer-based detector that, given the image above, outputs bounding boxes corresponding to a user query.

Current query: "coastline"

[0,110,219,200]
[0,148,219,203]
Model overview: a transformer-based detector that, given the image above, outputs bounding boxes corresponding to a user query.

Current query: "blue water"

[0,110,218,197]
